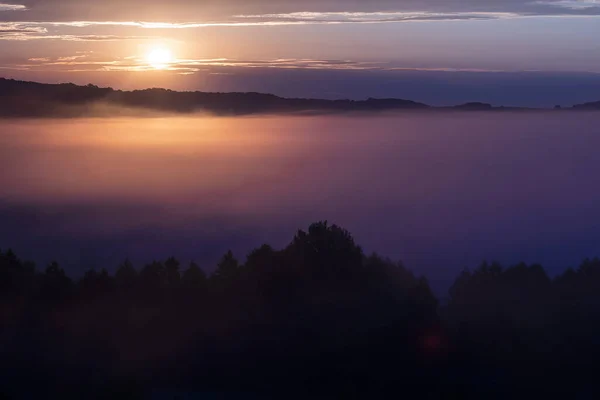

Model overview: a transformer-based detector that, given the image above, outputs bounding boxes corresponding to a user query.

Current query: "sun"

[146,47,173,70]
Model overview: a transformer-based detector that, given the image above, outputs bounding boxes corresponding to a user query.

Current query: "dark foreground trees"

[1,222,600,398]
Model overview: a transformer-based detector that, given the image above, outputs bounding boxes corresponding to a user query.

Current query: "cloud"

[56,55,87,61]
[0,12,529,36]
[0,3,25,12]
[173,58,384,70]
[233,11,520,24]
[0,21,47,39]
[0,23,155,40]
[28,10,524,27]
[534,1,600,10]
[16,56,386,73]
[2,0,600,35]
[0,22,45,32]
[0,33,152,41]
[14,56,540,75]
[40,20,314,28]
[0,0,599,39]
[5,0,600,23]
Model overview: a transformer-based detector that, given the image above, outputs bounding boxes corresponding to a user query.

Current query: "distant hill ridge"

[0,77,598,117]
[573,100,600,110]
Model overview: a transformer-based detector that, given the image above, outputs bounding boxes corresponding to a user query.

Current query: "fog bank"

[1,113,599,291]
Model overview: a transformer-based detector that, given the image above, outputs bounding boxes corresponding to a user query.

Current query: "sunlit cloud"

[0,34,153,41]
[387,66,507,73]
[17,56,381,73]
[534,0,600,9]
[170,58,385,70]
[234,11,521,23]
[0,23,156,40]
[0,22,46,33]
[0,3,25,12]
[56,55,87,61]
[13,56,533,75]
[7,12,520,32]
[15,20,313,29]
[2,4,600,40]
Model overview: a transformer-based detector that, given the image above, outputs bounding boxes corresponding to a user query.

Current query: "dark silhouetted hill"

[452,102,494,110]
[0,78,430,117]
[4,77,597,117]
[573,100,600,110]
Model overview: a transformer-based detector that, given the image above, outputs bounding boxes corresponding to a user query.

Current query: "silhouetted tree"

[115,259,137,290]
[0,248,35,296]
[3,223,600,397]
[212,250,239,282]
[39,261,73,303]
[139,261,166,291]
[165,257,181,288]
[288,221,363,288]
[181,261,207,289]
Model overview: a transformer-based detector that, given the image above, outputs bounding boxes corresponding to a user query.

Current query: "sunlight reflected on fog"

[2,113,600,289]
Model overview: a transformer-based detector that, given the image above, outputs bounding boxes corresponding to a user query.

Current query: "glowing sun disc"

[146,48,173,69]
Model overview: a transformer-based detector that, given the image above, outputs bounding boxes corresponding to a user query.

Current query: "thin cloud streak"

[1,12,522,32]
[0,33,154,41]
[0,3,25,12]
[1,7,599,42]
[15,56,385,73]
[234,11,521,23]
[535,1,600,10]
[17,56,583,75]
[3,1,600,20]
[0,22,157,40]
[48,11,519,26]
[0,22,45,33]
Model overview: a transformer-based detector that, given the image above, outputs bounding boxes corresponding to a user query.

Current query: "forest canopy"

[1,221,599,398]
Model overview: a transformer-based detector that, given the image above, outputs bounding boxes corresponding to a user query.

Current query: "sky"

[1,0,600,105]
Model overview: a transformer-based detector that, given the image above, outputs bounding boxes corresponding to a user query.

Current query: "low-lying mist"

[1,112,599,291]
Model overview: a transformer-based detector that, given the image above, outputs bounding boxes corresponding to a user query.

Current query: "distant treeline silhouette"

[1,222,600,398]
[4,77,599,117]
[0,78,427,116]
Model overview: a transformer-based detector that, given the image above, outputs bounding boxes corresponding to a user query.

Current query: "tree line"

[1,221,599,398]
